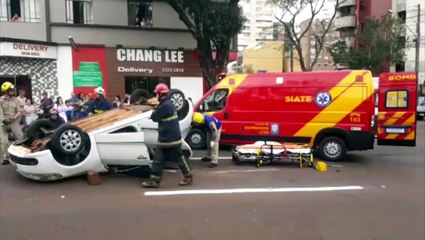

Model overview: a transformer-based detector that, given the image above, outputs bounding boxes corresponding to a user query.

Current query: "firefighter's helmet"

[154,83,170,94]
[1,82,15,92]
[95,87,105,95]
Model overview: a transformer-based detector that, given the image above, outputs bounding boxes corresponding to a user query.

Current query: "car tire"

[318,136,346,162]
[25,119,55,139]
[50,124,86,155]
[177,99,190,120]
[185,128,206,150]
[170,89,186,112]
[130,89,153,104]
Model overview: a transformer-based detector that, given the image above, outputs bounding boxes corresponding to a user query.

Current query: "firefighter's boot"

[142,175,161,188]
[179,175,193,186]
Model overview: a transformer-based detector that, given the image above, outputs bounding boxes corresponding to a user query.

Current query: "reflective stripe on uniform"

[157,139,182,147]
[161,114,178,122]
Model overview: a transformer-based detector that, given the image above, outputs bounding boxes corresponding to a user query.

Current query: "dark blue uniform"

[87,97,112,114]
[150,96,192,179]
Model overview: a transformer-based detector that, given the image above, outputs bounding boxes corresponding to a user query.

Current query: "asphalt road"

[1,122,424,240]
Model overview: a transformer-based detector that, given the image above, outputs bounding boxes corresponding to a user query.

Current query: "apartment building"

[0,0,237,103]
[335,0,392,47]
[238,0,275,51]
[391,0,424,84]
[297,18,338,71]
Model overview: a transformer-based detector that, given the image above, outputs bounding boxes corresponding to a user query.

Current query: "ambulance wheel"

[318,136,346,162]
[185,128,206,150]
[130,89,152,104]
[51,124,86,155]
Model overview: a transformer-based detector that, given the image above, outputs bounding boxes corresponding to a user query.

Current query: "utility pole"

[415,4,421,100]
[415,4,420,79]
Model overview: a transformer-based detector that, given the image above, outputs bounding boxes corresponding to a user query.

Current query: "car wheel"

[177,99,190,120]
[185,128,206,150]
[25,119,56,139]
[318,136,346,162]
[130,89,152,104]
[170,89,185,111]
[51,124,86,155]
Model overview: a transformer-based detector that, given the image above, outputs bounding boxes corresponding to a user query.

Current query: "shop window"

[385,90,408,109]
[66,0,93,24]
[199,89,229,112]
[0,0,40,22]
[128,0,152,28]
[125,76,169,96]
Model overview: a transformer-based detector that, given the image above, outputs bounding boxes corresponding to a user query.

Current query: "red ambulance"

[186,70,417,161]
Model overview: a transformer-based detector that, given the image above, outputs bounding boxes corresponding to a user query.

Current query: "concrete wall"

[242,41,284,72]
[0,0,47,41]
[50,26,195,48]
[153,2,186,29]
[49,0,185,28]
[56,46,73,100]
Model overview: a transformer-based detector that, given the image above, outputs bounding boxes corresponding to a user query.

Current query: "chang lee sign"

[117,49,184,63]
[0,42,57,59]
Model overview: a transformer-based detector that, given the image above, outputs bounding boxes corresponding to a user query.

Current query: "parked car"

[417,96,425,120]
[7,89,193,181]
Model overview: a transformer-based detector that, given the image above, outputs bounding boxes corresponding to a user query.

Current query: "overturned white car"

[7,89,193,181]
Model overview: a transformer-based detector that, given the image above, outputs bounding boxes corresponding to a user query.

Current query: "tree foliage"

[166,0,246,89]
[270,0,346,71]
[329,15,408,72]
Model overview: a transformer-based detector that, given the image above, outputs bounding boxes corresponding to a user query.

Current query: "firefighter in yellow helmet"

[0,82,24,165]
[192,112,222,168]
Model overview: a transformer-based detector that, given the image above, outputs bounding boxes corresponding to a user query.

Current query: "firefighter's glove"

[210,141,215,148]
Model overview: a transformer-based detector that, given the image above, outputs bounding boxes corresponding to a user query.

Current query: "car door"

[377,72,417,146]
[95,129,151,165]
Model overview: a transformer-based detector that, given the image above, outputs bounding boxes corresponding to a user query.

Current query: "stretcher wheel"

[232,154,241,165]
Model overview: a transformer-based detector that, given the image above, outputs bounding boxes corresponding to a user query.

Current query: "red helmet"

[154,83,170,94]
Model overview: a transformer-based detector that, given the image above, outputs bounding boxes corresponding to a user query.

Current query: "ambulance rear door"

[377,72,417,146]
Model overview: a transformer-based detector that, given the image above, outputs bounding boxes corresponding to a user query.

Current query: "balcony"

[338,0,356,9]
[335,15,356,30]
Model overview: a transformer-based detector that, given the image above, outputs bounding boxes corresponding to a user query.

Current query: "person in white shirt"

[54,96,70,122]
[23,98,37,126]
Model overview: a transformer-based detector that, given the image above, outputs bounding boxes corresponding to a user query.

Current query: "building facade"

[297,18,338,71]
[238,0,275,51]
[0,0,237,103]
[391,0,424,85]
[335,0,393,48]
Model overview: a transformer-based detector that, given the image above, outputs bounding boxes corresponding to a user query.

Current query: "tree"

[270,0,346,71]
[166,0,246,90]
[329,15,408,72]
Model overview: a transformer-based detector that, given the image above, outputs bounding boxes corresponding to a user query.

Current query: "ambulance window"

[202,89,228,112]
[385,90,408,108]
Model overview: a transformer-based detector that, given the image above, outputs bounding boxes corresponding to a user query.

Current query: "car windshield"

[201,89,229,112]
